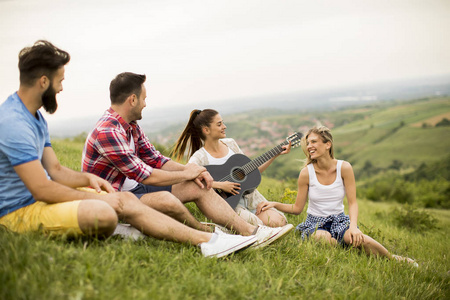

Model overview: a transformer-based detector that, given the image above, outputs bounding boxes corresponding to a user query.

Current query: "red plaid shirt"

[82,108,170,191]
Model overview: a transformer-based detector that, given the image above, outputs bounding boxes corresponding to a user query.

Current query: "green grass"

[1,139,449,299]
[51,138,85,171]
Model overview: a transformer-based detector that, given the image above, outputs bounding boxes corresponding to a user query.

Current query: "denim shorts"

[129,183,172,199]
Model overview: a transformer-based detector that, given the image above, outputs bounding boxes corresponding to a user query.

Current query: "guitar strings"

[217,133,302,182]
[219,144,285,182]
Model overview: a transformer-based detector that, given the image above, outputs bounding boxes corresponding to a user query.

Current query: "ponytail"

[171,109,219,162]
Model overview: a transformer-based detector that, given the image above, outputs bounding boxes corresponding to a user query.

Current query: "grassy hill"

[1,137,449,299]
[332,97,450,173]
[3,96,450,298]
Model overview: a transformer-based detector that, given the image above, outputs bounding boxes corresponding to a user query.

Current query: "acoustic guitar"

[205,132,303,209]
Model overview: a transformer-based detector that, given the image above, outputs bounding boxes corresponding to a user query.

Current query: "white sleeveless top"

[204,147,235,165]
[306,160,345,217]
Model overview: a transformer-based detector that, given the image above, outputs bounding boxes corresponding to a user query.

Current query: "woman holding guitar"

[172,109,291,227]
[257,126,418,266]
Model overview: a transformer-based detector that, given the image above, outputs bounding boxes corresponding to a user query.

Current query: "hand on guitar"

[256,201,277,215]
[280,141,292,155]
[214,181,241,195]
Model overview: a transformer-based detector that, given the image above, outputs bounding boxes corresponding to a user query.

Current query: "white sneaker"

[251,224,294,249]
[112,223,146,241]
[200,233,257,258]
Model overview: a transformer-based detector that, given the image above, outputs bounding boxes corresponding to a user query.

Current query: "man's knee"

[140,191,182,211]
[195,188,219,202]
[160,192,185,212]
[118,191,140,204]
[172,181,219,203]
[78,200,118,236]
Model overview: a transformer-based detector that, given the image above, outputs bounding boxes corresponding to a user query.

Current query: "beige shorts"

[235,204,287,226]
[0,200,82,236]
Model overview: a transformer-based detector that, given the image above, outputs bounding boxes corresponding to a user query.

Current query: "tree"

[435,118,450,127]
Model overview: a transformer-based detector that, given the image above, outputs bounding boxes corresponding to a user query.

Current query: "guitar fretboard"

[220,140,289,182]
[243,141,289,174]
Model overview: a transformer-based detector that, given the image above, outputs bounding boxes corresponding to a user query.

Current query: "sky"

[0,0,449,124]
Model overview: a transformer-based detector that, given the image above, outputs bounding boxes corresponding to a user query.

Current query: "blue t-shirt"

[0,92,51,217]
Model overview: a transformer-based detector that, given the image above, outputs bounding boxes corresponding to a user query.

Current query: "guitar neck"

[242,140,289,175]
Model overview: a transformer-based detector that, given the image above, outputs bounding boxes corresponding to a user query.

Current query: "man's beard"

[42,83,58,114]
[131,106,143,121]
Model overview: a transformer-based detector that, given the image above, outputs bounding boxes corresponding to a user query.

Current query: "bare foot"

[392,254,419,268]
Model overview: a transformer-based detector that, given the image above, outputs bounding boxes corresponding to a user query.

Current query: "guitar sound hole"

[231,167,246,182]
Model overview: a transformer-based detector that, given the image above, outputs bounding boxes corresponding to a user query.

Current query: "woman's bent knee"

[313,230,332,242]
[267,215,287,227]
[259,214,287,227]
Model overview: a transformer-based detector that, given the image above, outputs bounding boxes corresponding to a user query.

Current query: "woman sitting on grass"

[171,109,290,227]
[256,126,418,266]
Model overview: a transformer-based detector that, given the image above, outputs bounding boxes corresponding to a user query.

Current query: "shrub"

[388,159,403,170]
[404,156,450,182]
[414,179,450,209]
[392,205,439,232]
[281,188,297,204]
[364,179,393,202]
[360,156,450,208]
[389,179,414,204]
[435,117,450,127]
[362,177,450,208]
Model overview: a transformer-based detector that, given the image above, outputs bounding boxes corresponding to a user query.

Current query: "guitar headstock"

[286,132,303,148]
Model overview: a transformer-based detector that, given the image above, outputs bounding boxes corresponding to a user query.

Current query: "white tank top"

[306,160,345,217]
[204,147,235,165]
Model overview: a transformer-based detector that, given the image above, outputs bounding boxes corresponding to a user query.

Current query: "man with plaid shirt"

[82,72,294,247]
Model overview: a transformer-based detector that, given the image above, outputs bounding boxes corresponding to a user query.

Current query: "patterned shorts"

[296,213,351,244]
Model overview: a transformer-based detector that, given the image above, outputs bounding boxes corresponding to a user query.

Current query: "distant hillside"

[156,96,449,182]
[331,97,450,175]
